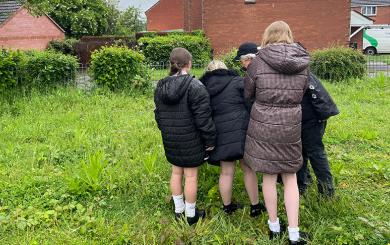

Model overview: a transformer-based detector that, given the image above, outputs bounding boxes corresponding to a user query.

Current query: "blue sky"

[119,0,158,12]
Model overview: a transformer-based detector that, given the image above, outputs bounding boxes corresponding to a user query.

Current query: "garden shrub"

[24,51,78,87]
[47,38,80,56]
[90,46,150,91]
[311,47,366,82]
[0,49,26,91]
[138,34,212,65]
[219,48,244,76]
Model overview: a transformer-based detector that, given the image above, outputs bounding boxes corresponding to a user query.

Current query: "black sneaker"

[289,232,309,245]
[269,221,286,240]
[187,208,206,225]
[175,212,185,220]
[250,203,266,217]
[222,203,243,215]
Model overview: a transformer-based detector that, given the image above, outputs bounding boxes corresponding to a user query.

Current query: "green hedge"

[24,51,78,87]
[90,46,150,91]
[47,38,80,56]
[0,49,26,91]
[311,47,366,82]
[138,34,212,65]
[219,49,244,76]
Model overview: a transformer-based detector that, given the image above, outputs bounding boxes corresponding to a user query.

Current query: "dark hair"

[169,48,192,76]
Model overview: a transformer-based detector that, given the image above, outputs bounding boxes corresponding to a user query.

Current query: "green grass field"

[0,75,389,244]
[150,68,206,81]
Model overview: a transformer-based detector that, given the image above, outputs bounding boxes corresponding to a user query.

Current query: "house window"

[362,6,377,16]
[245,0,256,4]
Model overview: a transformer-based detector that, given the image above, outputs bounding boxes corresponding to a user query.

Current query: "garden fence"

[73,55,390,88]
[366,55,390,77]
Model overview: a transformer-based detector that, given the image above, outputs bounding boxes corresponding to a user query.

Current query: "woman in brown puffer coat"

[243,21,309,244]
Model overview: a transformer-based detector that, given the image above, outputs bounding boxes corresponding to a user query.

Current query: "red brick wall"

[184,0,203,31]
[203,0,351,54]
[0,8,65,50]
[146,0,184,31]
[352,6,390,24]
[192,0,203,30]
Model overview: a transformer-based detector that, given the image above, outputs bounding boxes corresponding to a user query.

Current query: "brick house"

[146,0,185,31]
[351,0,390,24]
[0,0,65,50]
[146,0,351,53]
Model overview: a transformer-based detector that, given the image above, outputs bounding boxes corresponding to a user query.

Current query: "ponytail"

[169,62,182,76]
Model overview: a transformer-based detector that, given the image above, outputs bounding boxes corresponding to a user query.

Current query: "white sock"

[172,194,185,214]
[268,218,281,232]
[185,201,196,218]
[288,227,300,242]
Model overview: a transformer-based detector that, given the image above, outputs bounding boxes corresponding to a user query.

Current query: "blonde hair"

[207,60,228,72]
[261,21,294,47]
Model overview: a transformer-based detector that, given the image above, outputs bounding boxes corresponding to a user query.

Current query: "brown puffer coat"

[243,43,309,174]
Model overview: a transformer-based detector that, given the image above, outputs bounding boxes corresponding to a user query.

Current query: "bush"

[90,46,150,91]
[47,38,80,56]
[138,34,212,65]
[24,51,78,87]
[219,48,244,76]
[310,47,366,82]
[0,49,26,91]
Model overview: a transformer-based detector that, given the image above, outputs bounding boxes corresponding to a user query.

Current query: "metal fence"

[147,62,207,81]
[365,55,390,77]
[74,56,389,88]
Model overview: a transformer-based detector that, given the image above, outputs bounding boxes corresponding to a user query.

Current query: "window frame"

[361,5,377,16]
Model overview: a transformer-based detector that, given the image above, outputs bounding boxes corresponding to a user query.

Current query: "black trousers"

[297,120,335,196]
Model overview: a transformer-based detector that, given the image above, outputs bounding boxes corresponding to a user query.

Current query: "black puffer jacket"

[302,72,339,123]
[154,74,216,167]
[200,69,250,165]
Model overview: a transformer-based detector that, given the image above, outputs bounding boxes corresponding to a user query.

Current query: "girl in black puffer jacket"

[200,60,265,216]
[154,48,216,225]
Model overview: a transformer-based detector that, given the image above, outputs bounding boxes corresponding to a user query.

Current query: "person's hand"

[206,146,215,151]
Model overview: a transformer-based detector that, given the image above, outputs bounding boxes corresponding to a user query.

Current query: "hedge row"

[138,34,212,65]
[0,50,78,91]
[47,38,80,56]
[90,46,150,91]
[219,46,366,82]
[310,47,366,82]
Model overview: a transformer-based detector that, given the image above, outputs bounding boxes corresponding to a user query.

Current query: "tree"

[114,7,146,36]
[18,0,145,37]
[19,0,114,37]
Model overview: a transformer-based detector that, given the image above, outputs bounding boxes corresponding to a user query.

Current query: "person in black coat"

[154,48,216,225]
[297,72,339,197]
[200,60,265,216]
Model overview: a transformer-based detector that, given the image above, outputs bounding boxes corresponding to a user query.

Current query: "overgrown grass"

[150,68,206,81]
[0,76,389,244]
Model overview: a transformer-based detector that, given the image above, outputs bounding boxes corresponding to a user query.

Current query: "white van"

[363,26,390,55]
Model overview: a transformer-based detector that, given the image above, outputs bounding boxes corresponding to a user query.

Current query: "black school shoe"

[175,212,185,220]
[222,203,243,215]
[187,209,206,225]
[250,203,266,217]
[269,221,287,240]
[289,232,309,245]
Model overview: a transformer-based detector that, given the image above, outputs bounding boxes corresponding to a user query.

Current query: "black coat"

[200,69,250,165]
[302,72,339,123]
[154,74,216,167]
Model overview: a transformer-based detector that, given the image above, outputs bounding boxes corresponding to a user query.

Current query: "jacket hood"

[200,69,238,96]
[156,75,193,104]
[259,43,310,74]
